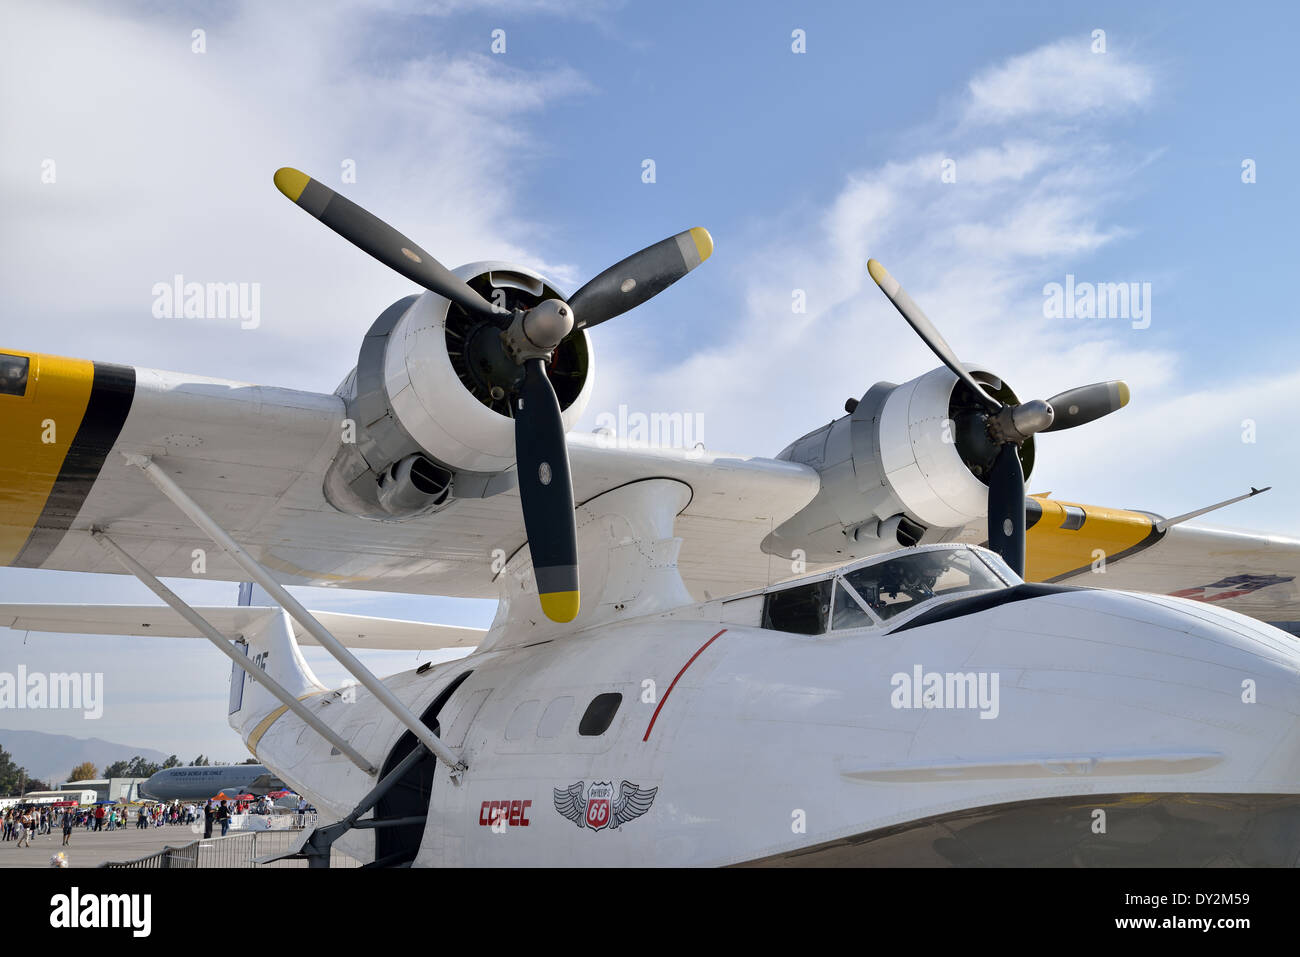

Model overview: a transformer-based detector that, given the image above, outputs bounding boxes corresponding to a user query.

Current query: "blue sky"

[2,0,1298,761]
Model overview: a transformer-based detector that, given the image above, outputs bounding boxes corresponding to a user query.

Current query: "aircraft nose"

[997,588,1300,787]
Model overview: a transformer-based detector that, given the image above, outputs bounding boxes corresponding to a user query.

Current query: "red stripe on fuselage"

[643,629,727,742]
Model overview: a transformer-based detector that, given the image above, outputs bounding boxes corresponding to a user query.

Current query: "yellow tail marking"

[246,690,329,759]
[246,705,290,757]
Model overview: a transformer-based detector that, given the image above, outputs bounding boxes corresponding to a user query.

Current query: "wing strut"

[121,453,467,779]
[91,530,377,775]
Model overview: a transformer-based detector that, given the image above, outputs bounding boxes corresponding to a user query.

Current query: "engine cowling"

[763,365,1033,562]
[324,261,594,520]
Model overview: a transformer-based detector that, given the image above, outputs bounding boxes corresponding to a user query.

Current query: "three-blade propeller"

[274,168,712,622]
[866,259,1130,577]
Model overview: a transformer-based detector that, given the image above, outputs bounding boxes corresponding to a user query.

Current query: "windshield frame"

[830,577,884,631]
[827,544,1016,633]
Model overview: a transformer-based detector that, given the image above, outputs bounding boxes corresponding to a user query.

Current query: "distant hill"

[0,729,168,785]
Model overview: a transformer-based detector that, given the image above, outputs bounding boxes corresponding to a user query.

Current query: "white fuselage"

[243,584,1300,866]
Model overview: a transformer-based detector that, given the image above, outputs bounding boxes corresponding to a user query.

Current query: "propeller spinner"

[866,258,1130,577]
[274,167,712,622]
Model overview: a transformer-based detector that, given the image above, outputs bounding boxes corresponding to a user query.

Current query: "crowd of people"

[1,794,293,849]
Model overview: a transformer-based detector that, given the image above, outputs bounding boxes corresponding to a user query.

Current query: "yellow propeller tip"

[866,258,900,297]
[689,227,713,264]
[539,590,580,623]
[1116,381,1131,408]
[273,167,310,203]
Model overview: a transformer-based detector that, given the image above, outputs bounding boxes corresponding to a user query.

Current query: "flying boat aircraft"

[1,169,1297,866]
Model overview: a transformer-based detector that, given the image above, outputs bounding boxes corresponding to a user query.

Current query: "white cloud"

[0,0,587,390]
[587,36,1298,536]
[591,40,1164,456]
[964,37,1154,125]
[0,0,586,758]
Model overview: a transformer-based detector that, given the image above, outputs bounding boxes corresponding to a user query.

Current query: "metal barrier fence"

[101,828,361,868]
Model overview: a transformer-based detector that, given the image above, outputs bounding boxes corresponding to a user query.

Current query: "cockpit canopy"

[759,544,1018,635]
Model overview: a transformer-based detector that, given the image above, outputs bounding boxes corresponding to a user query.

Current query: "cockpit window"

[831,580,878,630]
[0,354,29,397]
[840,549,1004,622]
[762,578,832,635]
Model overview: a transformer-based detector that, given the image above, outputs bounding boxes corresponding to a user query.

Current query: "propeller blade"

[866,259,1002,413]
[512,359,579,623]
[567,228,713,330]
[1042,380,1130,432]
[987,443,1027,578]
[273,167,500,322]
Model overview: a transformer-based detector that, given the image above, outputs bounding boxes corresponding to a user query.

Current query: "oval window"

[578,693,623,736]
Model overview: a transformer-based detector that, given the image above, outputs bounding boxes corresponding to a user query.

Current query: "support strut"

[122,453,466,778]
[92,530,377,775]
[294,740,431,868]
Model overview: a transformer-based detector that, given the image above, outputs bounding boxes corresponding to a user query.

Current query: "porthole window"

[578,692,622,736]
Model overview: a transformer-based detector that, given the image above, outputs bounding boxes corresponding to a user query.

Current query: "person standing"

[218,800,231,837]
[203,799,214,839]
[61,810,73,846]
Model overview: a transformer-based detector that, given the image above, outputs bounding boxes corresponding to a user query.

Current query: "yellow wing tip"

[273,167,311,203]
[539,590,580,623]
[866,258,888,286]
[689,227,713,263]
[1116,381,1131,408]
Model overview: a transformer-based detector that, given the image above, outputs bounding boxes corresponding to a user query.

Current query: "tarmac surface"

[0,823,356,868]
[0,824,209,868]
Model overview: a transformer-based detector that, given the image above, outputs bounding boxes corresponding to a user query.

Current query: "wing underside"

[0,604,484,651]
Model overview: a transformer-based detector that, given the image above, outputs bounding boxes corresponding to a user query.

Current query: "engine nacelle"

[763,365,1033,562]
[324,262,594,520]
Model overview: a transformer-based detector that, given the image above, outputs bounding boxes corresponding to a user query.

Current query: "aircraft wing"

[1046,522,1300,626]
[949,497,1300,626]
[4,354,1298,624]
[0,604,484,651]
[0,358,821,602]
